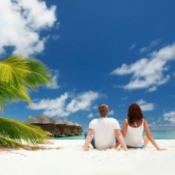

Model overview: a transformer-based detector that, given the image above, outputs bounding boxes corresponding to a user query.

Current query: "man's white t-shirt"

[89,117,120,150]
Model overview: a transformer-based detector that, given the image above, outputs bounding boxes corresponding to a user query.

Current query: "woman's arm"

[83,128,94,151]
[122,119,128,137]
[115,119,128,149]
[144,119,165,151]
[115,129,128,151]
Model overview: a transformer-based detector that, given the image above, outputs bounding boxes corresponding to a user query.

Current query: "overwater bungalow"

[74,123,83,135]
[26,116,56,136]
[51,118,67,137]
[26,116,82,137]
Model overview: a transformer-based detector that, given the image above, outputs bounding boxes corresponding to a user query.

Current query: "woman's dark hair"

[127,103,144,125]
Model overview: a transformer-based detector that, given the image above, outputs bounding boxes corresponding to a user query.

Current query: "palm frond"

[0,55,30,88]
[0,55,51,109]
[0,116,49,145]
[0,55,52,148]
[23,58,52,90]
[0,82,31,109]
[0,136,26,148]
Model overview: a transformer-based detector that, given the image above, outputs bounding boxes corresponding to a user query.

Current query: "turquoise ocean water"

[150,130,175,139]
[56,130,175,140]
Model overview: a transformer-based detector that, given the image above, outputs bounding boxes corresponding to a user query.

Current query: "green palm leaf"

[0,55,30,88]
[0,82,31,106]
[0,116,49,145]
[22,58,51,90]
[0,55,51,108]
[0,136,26,148]
[0,55,52,148]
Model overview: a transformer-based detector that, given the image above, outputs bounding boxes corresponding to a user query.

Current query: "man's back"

[89,117,120,149]
[83,104,127,151]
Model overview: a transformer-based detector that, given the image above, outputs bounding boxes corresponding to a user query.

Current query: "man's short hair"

[98,104,109,117]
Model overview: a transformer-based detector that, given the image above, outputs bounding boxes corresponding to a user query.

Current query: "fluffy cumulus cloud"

[0,0,56,56]
[136,99,154,111]
[29,93,69,117]
[66,91,100,113]
[163,110,175,124]
[28,91,101,117]
[111,43,175,91]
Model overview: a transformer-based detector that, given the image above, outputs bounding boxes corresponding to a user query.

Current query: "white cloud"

[66,91,100,113]
[111,43,175,91]
[129,44,136,50]
[29,93,69,117]
[28,91,101,118]
[139,39,162,53]
[87,113,94,118]
[163,110,175,124]
[0,0,56,56]
[92,105,98,110]
[147,86,157,92]
[136,99,154,111]
[108,110,114,116]
[46,70,60,89]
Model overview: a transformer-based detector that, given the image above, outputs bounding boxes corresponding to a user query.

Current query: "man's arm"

[83,128,94,151]
[115,129,128,151]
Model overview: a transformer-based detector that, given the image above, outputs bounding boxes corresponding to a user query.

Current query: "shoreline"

[1,139,175,175]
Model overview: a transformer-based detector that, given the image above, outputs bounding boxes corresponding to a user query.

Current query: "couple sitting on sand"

[83,103,165,151]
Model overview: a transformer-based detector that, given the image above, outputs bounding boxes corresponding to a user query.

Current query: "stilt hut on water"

[26,116,82,137]
[74,123,83,135]
[63,121,75,136]
[51,119,67,137]
[26,116,55,136]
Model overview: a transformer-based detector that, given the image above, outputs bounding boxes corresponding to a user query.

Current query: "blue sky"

[1,0,175,130]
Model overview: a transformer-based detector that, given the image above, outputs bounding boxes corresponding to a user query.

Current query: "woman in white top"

[116,103,165,151]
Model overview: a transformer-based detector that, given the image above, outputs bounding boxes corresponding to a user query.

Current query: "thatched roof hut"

[26,116,55,136]
[26,116,82,137]
[26,116,52,124]
[51,118,67,137]
[51,118,67,125]
[74,123,83,135]
[61,121,74,136]
[74,122,82,127]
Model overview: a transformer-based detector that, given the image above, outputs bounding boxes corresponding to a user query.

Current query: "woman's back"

[119,103,165,151]
[124,119,144,147]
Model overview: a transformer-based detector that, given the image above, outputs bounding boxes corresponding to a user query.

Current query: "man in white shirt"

[83,104,127,151]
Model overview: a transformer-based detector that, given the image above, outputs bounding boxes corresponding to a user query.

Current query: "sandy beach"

[1,139,175,175]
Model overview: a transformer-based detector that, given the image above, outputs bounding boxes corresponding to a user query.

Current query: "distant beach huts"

[26,116,83,137]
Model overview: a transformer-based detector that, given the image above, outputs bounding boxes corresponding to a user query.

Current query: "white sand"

[0,140,175,175]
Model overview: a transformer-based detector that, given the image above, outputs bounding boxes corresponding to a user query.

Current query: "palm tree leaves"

[0,55,30,88]
[0,55,52,148]
[0,115,50,149]
[0,55,51,108]
[0,136,26,148]
[0,82,31,107]
[0,116,49,146]
[23,58,51,90]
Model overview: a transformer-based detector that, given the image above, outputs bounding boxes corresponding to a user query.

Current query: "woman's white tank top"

[124,119,144,147]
